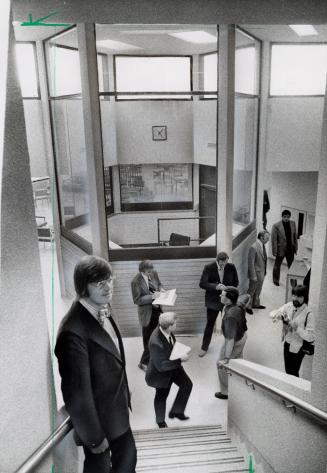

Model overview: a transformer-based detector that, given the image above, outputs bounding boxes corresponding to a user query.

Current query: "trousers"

[140,307,161,365]
[273,251,294,284]
[284,342,305,377]
[201,305,224,351]
[217,333,247,395]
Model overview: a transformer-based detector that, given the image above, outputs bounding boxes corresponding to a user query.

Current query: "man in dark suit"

[247,230,270,314]
[199,251,239,357]
[131,260,162,371]
[271,210,298,286]
[55,256,137,473]
[146,312,192,428]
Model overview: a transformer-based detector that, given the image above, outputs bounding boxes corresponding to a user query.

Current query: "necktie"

[98,308,120,352]
[148,276,156,294]
[98,308,108,327]
[169,335,174,347]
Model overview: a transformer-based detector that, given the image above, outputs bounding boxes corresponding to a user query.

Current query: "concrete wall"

[228,360,327,473]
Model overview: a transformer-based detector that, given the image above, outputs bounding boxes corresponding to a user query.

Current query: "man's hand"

[216,283,226,291]
[152,291,161,300]
[90,438,109,454]
[180,354,190,362]
[289,319,298,330]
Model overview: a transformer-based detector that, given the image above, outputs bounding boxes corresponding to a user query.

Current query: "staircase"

[134,424,252,472]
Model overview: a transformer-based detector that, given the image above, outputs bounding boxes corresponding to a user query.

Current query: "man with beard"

[270,285,315,377]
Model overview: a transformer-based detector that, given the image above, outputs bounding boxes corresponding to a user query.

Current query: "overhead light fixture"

[96,39,142,51]
[289,25,318,36]
[169,31,217,44]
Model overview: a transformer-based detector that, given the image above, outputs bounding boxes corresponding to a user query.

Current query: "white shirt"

[216,262,224,283]
[141,272,149,288]
[159,326,174,345]
[79,298,120,353]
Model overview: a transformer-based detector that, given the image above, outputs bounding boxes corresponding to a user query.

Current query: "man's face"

[143,269,153,277]
[167,321,177,333]
[87,277,114,306]
[262,233,270,244]
[217,258,228,269]
[221,290,229,305]
[282,214,291,223]
[292,294,304,307]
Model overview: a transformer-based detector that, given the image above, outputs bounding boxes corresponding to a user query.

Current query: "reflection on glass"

[48,45,81,96]
[15,43,39,98]
[233,29,260,237]
[203,52,218,98]
[270,44,327,96]
[119,164,193,210]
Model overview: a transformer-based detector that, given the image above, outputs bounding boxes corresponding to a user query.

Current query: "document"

[169,341,191,361]
[152,288,177,306]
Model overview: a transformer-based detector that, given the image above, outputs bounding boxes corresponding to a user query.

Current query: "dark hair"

[224,286,239,304]
[282,209,291,217]
[216,251,229,262]
[258,230,269,240]
[292,285,308,299]
[139,260,154,272]
[74,255,112,297]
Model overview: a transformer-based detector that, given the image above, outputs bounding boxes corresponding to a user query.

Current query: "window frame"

[16,41,41,100]
[112,54,193,101]
[199,50,218,101]
[269,41,327,98]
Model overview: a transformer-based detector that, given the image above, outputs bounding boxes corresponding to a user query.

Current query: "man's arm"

[292,310,315,342]
[131,278,153,306]
[232,264,239,287]
[199,265,217,292]
[56,332,106,449]
[271,224,277,256]
[150,341,182,372]
[292,221,298,254]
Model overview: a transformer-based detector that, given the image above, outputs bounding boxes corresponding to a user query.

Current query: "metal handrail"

[14,417,72,473]
[219,362,327,426]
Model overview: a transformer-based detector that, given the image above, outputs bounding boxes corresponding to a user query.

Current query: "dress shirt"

[159,326,174,345]
[79,298,120,353]
[141,272,149,288]
[216,262,225,283]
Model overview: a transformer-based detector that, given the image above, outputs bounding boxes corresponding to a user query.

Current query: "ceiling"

[14,24,327,54]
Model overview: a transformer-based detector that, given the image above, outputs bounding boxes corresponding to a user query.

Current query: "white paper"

[152,288,177,306]
[169,341,191,360]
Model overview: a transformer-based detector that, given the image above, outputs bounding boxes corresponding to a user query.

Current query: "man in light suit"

[55,256,137,473]
[247,231,270,314]
[146,312,192,428]
[131,260,162,371]
[199,252,239,357]
[271,210,298,286]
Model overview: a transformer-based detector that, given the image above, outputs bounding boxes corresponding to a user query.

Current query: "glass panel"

[233,30,260,237]
[203,52,217,98]
[270,44,327,96]
[51,99,92,244]
[96,24,218,251]
[114,56,192,99]
[235,29,259,95]
[104,166,114,214]
[15,43,39,98]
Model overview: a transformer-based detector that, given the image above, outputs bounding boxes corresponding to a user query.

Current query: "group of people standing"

[54,209,314,472]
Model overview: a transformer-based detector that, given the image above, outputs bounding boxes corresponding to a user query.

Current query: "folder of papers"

[169,341,191,361]
[152,288,177,306]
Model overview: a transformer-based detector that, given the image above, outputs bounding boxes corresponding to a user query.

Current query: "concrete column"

[255,41,270,229]
[0,10,55,471]
[216,25,235,256]
[310,78,327,411]
[77,23,109,260]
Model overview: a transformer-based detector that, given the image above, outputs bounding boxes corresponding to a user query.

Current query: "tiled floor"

[39,239,299,431]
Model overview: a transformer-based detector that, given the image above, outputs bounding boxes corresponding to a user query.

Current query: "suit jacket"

[131,270,162,327]
[248,240,267,281]
[55,301,131,448]
[145,327,183,389]
[271,220,298,257]
[199,262,239,310]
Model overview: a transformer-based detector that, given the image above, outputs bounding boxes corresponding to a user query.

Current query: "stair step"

[135,424,249,473]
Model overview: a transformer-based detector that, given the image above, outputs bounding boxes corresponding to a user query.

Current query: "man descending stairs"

[134,424,253,472]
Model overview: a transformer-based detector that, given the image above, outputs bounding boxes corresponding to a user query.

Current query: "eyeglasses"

[91,278,114,289]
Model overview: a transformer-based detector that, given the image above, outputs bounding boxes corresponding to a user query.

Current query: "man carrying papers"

[145,312,193,429]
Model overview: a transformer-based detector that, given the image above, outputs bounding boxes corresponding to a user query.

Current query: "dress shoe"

[157,421,168,428]
[246,308,253,315]
[215,392,228,400]
[273,282,280,286]
[253,305,266,309]
[198,349,207,357]
[168,412,190,421]
[138,363,147,372]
